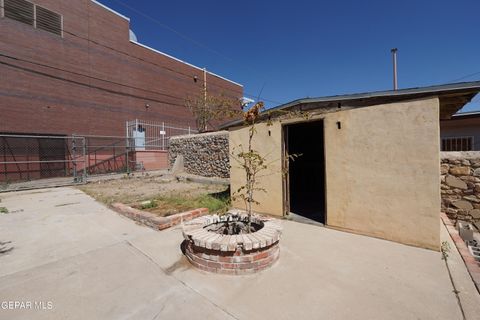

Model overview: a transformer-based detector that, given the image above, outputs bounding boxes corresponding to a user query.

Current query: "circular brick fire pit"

[182,212,282,275]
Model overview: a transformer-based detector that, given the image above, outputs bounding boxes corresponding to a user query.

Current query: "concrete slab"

[0,188,155,278]
[0,187,478,319]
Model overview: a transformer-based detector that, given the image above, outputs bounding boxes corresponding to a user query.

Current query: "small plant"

[231,102,306,233]
[185,89,241,133]
[140,200,158,210]
[441,241,451,260]
[0,207,8,214]
[231,102,269,233]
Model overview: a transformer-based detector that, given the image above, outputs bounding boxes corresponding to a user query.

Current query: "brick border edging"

[182,213,282,274]
[111,202,209,230]
[185,240,280,275]
[441,212,480,292]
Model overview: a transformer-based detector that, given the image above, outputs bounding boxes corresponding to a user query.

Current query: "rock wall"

[441,152,480,224]
[169,131,229,178]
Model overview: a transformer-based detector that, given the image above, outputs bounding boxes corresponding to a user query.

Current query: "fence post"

[72,135,77,182]
[188,126,191,135]
[162,122,165,151]
[126,121,131,175]
[82,137,87,182]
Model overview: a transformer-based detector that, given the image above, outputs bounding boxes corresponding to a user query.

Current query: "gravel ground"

[77,174,227,206]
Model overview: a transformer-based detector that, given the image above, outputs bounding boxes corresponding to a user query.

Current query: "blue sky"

[99,0,480,111]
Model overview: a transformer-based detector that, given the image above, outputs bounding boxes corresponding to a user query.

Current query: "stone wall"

[169,131,229,178]
[441,152,480,225]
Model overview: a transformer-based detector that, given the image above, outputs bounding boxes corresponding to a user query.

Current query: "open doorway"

[285,120,326,223]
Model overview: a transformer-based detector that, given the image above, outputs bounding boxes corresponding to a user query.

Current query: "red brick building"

[0,0,243,181]
[0,0,243,136]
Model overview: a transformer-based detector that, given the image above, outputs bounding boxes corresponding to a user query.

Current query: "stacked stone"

[441,157,480,226]
[169,131,230,178]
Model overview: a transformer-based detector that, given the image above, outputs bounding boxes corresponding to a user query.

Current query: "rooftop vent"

[3,0,34,26]
[129,29,138,42]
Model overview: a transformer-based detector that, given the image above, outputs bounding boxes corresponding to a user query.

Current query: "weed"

[0,207,8,214]
[441,241,451,260]
[140,200,158,210]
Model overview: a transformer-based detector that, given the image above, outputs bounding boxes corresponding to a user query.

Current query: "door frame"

[281,124,290,216]
[281,119,327,223]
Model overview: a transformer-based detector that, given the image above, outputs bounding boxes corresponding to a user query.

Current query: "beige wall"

[229,122,284,215]
[324,97,441,250]
[229,97,441,250]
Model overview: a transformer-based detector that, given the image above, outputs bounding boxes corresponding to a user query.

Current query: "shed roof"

[220,81,480,129]
[448,110,480,120]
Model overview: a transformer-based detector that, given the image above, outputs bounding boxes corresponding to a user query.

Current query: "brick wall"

[135,151,168,171]
[0,0,242,137]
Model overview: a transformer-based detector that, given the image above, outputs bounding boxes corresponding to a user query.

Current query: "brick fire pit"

[182,212,282,275]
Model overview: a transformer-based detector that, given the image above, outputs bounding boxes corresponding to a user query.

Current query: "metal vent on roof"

[3,0,34,26]
[35,5,62,36]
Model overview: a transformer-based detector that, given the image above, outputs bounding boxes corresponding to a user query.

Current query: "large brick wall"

[0,0,242,136]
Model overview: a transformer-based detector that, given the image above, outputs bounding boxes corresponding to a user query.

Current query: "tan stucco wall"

[229,121,284,216]
[324,97,441,250]
[229,97,441,250]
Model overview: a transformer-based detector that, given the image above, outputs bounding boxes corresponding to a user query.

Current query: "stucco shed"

[221,81,480,251]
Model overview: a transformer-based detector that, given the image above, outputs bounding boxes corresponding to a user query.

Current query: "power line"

[52,27,283,104]
[0,4,284,105]
[0,52,184,102]
[110,0,235,63]
[243,93,282,105]
[60,28,238,94]
[447,71,480,83]
[0,59,187,107]
[0,4,241,95]
[106,0,278,99]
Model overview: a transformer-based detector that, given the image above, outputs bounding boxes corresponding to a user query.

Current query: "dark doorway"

[286,120,325,223]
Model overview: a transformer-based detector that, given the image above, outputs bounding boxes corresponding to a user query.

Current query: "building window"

[441,136,474,151]
[1,0,62,37]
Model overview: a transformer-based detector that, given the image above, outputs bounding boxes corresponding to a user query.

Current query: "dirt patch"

[78,174,229,217]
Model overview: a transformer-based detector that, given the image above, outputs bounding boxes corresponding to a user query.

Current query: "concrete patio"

[0,187,479,319]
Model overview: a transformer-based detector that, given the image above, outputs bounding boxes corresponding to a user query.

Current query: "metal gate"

[0,122,193,190]
[0,134,87,186]
[0,133,143,190]
[81,135,134,175]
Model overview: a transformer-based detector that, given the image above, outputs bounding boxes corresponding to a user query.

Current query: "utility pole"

[391,48,398,90]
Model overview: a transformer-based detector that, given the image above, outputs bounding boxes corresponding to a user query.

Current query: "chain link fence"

[0,134,138,189]
[0,121,194,189]
[0,135,86,184]
[126,119,196,151]
[0,123,195,190]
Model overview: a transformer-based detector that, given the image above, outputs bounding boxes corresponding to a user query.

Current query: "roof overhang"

[220,81,480,129]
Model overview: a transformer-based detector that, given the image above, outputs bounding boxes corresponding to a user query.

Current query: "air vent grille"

[4,0,34,26]
[35,5,61,36]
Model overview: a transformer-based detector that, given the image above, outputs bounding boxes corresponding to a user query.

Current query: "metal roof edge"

[90,2,243,88]
[451,110,480,118]
[219,81,480,129]
[90,0,130,21]
[268,81,480,113]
